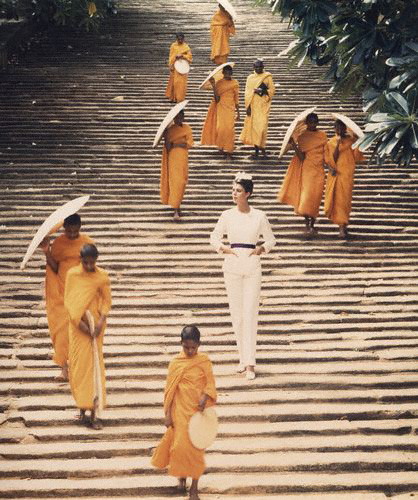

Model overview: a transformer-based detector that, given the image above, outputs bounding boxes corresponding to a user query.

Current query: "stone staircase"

[0,0,418,498]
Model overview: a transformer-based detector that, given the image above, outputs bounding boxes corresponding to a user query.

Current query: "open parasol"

[279,107,317,158]
[199,61,235,90]
[20,195,90,270]
[331,112,364,139]
[152,100,189,148]
[218,0,237,21]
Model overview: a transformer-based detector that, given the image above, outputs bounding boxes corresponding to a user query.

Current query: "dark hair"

[235,178,254,195]
[80,244,98,259]
[335,119,346,130]
[181,325,201,343]
[176,32,184,38]
[223,65,233,73]
[64,213,81,227]
[306,112,319,123]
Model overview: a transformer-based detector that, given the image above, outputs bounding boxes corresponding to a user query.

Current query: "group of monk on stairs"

[160,3,364,242]
[35,3,364,499]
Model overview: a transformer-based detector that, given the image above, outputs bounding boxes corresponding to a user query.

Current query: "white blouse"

[210,207,276,275]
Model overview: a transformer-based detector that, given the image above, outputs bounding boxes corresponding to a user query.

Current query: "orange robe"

[324,135,364,225]
[45,233,93,367]
[240,72,275,149]
[201,78,239,153]
[278,129,327,218]
[64,263,111,410]
[165,41,192,103]
[160,123,194,209]
[151,352,217,480]
[210,9,235,64]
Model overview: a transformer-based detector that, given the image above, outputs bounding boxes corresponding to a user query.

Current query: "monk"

[39,213,93,380]
[64,244,111,430]
[160,109,194,221]
[152,325,217,500]
[278,112,327,237]
[165,32,192,103]
[210,3,235,64]
[201,64,240,160]
[240,59,275,158]
[324,119,364,239]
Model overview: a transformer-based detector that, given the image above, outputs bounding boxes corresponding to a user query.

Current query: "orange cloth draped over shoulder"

[160,123,194,209]
[151,351,217,480]
[240,72,275,149]
[165,41,192,103]
[45,233,93,367]
[64,263,111,410]
[210,9,235,64]
[201,78,239,153]
[324,135,364,225]
[278,129,327,218]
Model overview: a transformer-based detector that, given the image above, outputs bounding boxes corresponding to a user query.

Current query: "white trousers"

[224,269,262,366]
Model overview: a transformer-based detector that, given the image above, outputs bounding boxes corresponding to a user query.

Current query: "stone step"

[1,471,418,497]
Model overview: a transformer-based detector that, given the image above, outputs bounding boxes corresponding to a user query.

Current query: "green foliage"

[355,91,418,166]
[0,0,117,31]
[258,0,418,166]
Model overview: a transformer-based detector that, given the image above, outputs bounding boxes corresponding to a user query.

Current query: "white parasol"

[331,112,364,138]
[152,100,189,148]
[174,59,190,75]
[279,107,317,158]
[199,61,235,90]
[85,310,104,414]
[218,0,237,21]
[20,195,90,270]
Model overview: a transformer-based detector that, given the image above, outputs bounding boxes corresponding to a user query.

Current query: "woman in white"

[210,172,276,380]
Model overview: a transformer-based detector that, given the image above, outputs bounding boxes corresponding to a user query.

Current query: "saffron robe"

[45,233,93,367]
[160,123,194,209]
[165,41,192,103]
[324,135,364,225]
[151,352,217,480]
[240,71,275,149]
[64,263,111,410]
[210,9,235,64]
[201,78,239,153]
[278,129,327,218]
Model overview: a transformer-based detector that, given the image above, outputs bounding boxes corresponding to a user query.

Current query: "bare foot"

[189,479,199,499]
[77,410,89,426]
[90,418,103,430]
[178,478,187,493]
[55,365,69,381]
[339,226,350,239]
[189,488,200,500]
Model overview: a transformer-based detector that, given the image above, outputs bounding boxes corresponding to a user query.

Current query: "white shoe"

[236,364,245,373]
[246,370,256,380]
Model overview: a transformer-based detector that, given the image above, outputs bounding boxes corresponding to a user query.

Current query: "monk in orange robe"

[201,64,240,160]
[64,243,111,429]
[160,110,194,221]
[39,213,93,380]
[152,325,217,500]
[278,112,327,237]
[210,4,235,64]
[240,59,275,157]
[324,119,364,239]
[165,32,192,103]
